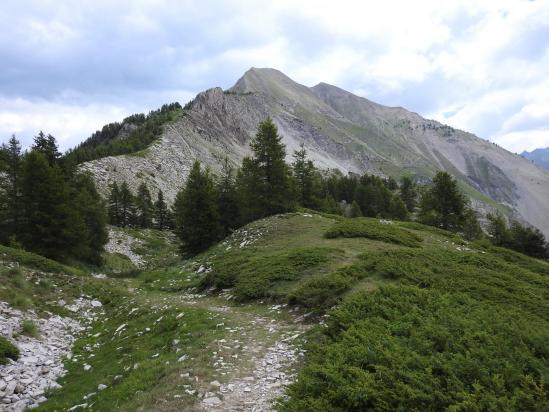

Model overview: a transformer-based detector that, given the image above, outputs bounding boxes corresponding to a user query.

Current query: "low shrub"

[202,246,343,300]
[325,218,423,248]
[289,272,352,309]
[281,285,549,411]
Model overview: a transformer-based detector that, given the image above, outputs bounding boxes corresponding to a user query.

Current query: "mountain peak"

[232,67,292,88]
[230,67,316,98]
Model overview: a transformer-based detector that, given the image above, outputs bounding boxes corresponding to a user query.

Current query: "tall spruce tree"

[107,182,121,226]
[174,161,220,254]
[462,208,483,240]
[216,158,240,236]
[292,143,318,208]
[71,173,108,264]
[237,158,263,223]
[119,182,135,227]
[33,131,60,166]
[154,189,170,230]
[0,135,22,243]
[20,151,78,259]
[486,212,511,246]
[135,182,153,228]
[390,196,408,220]
[239,118,292,221]
[399,176,417,212]
[419,171,466,231]
[508,221,547,258]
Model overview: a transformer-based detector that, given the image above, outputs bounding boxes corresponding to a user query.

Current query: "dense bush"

[289,271,353,309]
[202,246,342,300]
[281,285,549,411]
[282,248,549,410]
[325,218,423,248]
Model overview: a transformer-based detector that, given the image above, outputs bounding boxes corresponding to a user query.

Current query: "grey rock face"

[80,67,549,235]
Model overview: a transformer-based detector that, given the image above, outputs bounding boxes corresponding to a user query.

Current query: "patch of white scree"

[0,298,103,411]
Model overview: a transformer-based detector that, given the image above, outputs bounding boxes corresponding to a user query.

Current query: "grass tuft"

[0,336,19,365]
[21,319,40,338]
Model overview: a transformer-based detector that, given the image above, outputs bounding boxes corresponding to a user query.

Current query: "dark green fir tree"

[174,161,221,254]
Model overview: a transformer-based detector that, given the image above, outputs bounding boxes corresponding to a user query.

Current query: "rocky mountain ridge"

[80,68,549,236]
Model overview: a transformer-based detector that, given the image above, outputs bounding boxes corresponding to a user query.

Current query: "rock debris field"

[0,298,103,411]
[104,228,144,267]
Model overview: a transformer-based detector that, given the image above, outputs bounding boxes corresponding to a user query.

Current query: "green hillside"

[196,213,549,409]
[1,214,548,410]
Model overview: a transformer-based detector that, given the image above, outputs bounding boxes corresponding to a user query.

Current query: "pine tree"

[239,118,292,221]
[354,183,379,217]
[390,196,408,220]
[20,151,78,259]
[174,161,220,254]
[154,189,170,230]
[216,158,240,236]
[119,182,135,228]
[399,176,417,212]
[486,212,547,258]
[0,135,22,243]
[385,176,398,191]
[508,221,547,258]
[419,171,466,231]
[462,208,483,240]
[237,157,263,223]
[33,131,60,166]
[486,212,510,246]
[135,182,153,228]
[292,144,318,208]
[107,182,121,226]
[71,173,108,264]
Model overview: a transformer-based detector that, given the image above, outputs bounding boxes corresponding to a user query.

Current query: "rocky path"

[1,284,306,412]
[145,290,307,412]
[202,335,302,411]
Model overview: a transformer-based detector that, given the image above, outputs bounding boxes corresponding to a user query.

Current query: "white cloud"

[493,130,549,154]
[0,98,130,151]
[1,0,548,152]
[0,87,195,151]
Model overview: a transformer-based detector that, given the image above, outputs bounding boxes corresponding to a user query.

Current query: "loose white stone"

[202,396,222,406]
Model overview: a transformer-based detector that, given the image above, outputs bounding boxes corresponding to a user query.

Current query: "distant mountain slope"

[80,67,549,236]
[522,147,549,171]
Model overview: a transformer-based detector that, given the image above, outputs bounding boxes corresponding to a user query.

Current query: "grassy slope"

[2,216,548,410]
[1,229,303,411]
[197,213,549,410]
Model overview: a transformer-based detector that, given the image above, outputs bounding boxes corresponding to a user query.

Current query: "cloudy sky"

[1,0,548,153]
